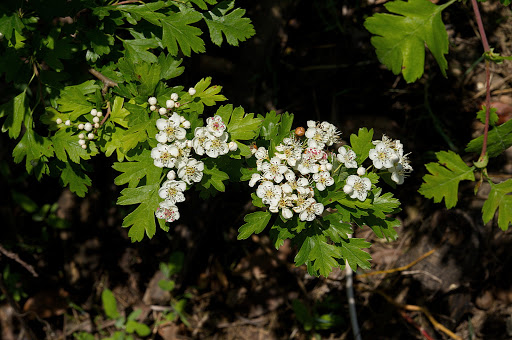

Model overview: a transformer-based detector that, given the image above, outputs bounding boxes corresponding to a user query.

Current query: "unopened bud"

[171,93,179,101]
[295,127,305,137]
[87,133,94,140]
[56,118,63,124]
[158,107,167,115]
[188,87,196,96]
[357,167,366,176]
[148,97,157,105]
[228,141,238,152]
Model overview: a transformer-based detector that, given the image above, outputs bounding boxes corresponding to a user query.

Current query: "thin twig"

[113,0,142,5]
[0,244,38,277]
[88,68,118,95]
[100,101,111,126]
[346,234,362,340]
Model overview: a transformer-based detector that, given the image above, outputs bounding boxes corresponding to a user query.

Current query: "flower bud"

[171,93,179,101]
[90,109,98,116]
[78,123,84,130]
[78,133,85,139]
[343,185,353,194]
[148,97,157,105]
[94,123,100,129]
[96,111,103,117]
[167,170,176,180]
[78,139,86,146]
[81,144,87,149]
[357,167,366,176]
[295,127,305,137]
[65,120,71,126]
[93,117,100,123]
[188,87,196,96]
[174,102,180,108]
[87,133,94,140]
[182,120,191,129]
[158,107,167,115]
[228,141,238,152]
[56,118,63,124]
[150,105,157,111]
[166,100,175,109]
[84,123,93,131]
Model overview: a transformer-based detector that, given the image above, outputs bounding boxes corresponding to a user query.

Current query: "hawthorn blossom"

[254,146,269,171]
[260,157,289,183]
[204,132,229,158]
[192,127,209,155]
[292,186,314,213]
[177,158,204,184]
[345,175,371,201]
[269,194,294,219]
[319,121,341,146]
[158,180,187,204]
[305,125,328,149]
[368,143,398,169]
[206,115,227,137]
[249,173,262,187]
[296,156,320,175]
[256,181,282,206]
[275,137,303,167]
[298,198,324,221]
[312,171,334,191]
[151,143,178,168]
[155,201,180,223]
[156,114,186,143]
[337,146,357,168]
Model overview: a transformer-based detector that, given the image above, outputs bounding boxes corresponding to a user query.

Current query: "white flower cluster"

[55,108,103,149]
[151,93,237,223]
[369,134,413,185]
[249,120,346,221]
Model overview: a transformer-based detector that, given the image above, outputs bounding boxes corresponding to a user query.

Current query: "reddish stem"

[471,0,491,162]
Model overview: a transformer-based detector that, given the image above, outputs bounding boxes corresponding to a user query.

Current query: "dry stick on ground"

[0,244,38,277]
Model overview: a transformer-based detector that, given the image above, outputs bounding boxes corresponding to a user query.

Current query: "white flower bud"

[166,100,175,109]
[158,107,167,115]
[87,133,94,140]
[81,144,87,149]
[94,123,100,129]
[65,120,71,126]
[357,167,366,176]
[174,102,180,108]
[90,109,98,116]
[84,123,93,131]
[188,87,196,96]
[0,32,4,40]
[171,93,179,101]
[93,117,100,123]
[150,105,157,111]
[182,120,191,129]
[96,111,103,117]
[56,118,63,124]
[78,139,86,146]
[228,141,238,152]
[78,133,85,139]
[78,123,84,130]
[167,170,176,180]
[148,97,157,105]
[343,185,353,194]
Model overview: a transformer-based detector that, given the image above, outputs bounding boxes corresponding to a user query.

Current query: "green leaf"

[418,150,475,209]
[125,320,151,337]
[0,10,24,41]
[322,214,352,243]
[350,127,374,165]
[476,106,499,127]
[158,279,175,291]
[466,118,512,158]
[113,150,161,188]
[1,90,27,139]
[190,77,227,109]
[52,129,99,163]
[200,159,230,193]
[56,81,99,120]
[269,217,295,249]
[102,289,120,320]
[308,234,342,277]
[117,183,161,241]
[237,211,272,240]
[364,0,454,83]
[292,300,314,331]
[160,8,205,57]
[216,105,262,140]
[60,162,92,198]
[158,53,185,80]
[202,1,255,46]
[120,109,156,152]
[370,188,400,218]
[123,38,158,64]
[340,238,372,271]
[12,127,54,173]
[135,63,161,97]
[482,179,512,231]
[258,111,281,140]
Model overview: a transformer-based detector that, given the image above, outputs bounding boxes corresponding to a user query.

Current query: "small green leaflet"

[340,238,372,271]
[60,162,92,197]
[202,1,255,46]
[123,38,158,64]
[215,104,262,140]
[0,10,24,41]
[160,8,205,57]
[1,90,27,139]
[200,159,230,193]
[117,183,162,241]
[350,127,374,165]
[52,129,99,163]
[237,211,271,240]
[364,0,455,83]
[294,231,342,278]
[269,217,295,249]
[101,289,120,319]
[134,63,162,97]
[158,53,184,80]
[466,118,512,158]
[113,150,162,188]
[322,214,352,243]
[476,106,498,127]
[419,150,475,209]
[56,81,99,120]
[482,179,512,231]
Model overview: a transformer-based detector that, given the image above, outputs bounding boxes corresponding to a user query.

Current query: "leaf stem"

[89,68,118,95]
[470,0,491,162]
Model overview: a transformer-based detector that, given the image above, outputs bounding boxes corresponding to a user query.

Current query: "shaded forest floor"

[1,1,512,339]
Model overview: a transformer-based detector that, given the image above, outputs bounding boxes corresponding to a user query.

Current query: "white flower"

[346,175,371,201]
[304,147,326,161]
[192,127,208,155]
[256,181,282,206]
[312,171,334,191]
[155,201,180,223]
[369,143,398,169]
[337,146,357,168]
[254,147,269,170]
[275,138,303,167]
[269,194,294,219]
[260,157,289,183]
[176,158,204,184]
[204,132,229,158]
[305,126,328,149]
[166,100,175,109]
[206,115,227,137]
[292,187,314,213]
[158,180,187,204]
[299,198,324,221]
[319,121,341,146]
[155,114,186,143]
[151,144,177,168]
[148,97,157,105]
[249,173,262,187]
[296,156,320,175]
